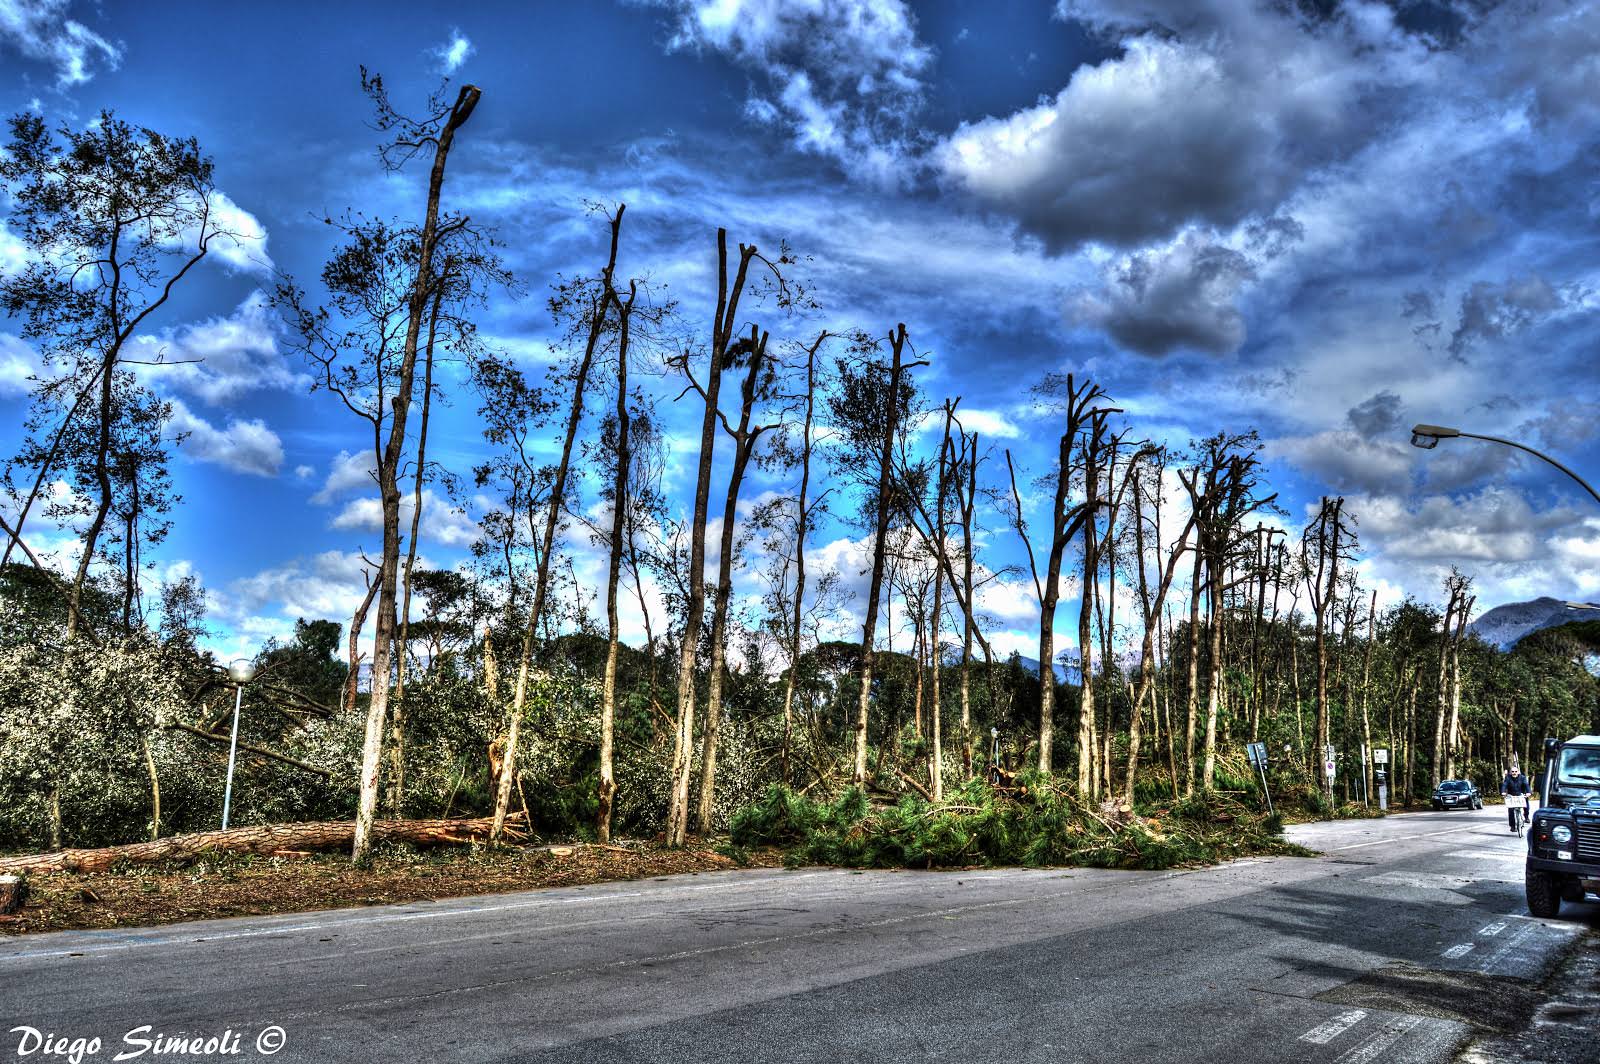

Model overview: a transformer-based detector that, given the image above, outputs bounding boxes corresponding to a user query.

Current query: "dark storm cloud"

[1071,234,1255,356]
[1347,390,1405,439]
[1518,399,1600,451]
[1447,275,1565,359]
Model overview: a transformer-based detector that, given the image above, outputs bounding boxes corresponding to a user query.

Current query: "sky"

[1,0,1598,664]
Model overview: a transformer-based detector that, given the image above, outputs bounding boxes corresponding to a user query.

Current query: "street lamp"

[222,658,256,830]
[1409,423,1600,507]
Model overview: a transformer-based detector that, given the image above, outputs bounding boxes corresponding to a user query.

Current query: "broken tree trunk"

[0,874,25,913]
[0,815,527,876]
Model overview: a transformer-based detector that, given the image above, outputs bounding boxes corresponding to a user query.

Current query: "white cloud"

[432,28,475,74]
[0,334,39,397]
[218,550,379,634]
[0,0,121,88]
[0,220,28,277]
[168,398,284,477]
[647,0,933,184]
[1345,489,1600,608]
[202,191,273,275]
[912,406,1021,440]
[125,291,302,405]
[310,449,375,504]
[329,489,480,548]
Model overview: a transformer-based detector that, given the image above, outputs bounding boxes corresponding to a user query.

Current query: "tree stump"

[0,874,26,914]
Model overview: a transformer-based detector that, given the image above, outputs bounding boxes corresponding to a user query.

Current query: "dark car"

[1525,735,1600,918]
[1431,779,1482,810]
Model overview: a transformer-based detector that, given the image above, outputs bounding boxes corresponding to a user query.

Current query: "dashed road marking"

[1444,849,1523,861]
[1300,1009,1367,1045]
[1333,1014,1423,1064]
[1327,825,1483,851]
[1363,870,1477,891]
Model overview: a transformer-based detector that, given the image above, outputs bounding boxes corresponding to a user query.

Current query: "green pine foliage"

[730,776,1310,872]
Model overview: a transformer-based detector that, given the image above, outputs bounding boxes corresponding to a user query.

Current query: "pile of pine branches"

[730,775,1309,871]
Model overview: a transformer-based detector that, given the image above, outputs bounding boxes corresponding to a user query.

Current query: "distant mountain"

[1006,652,1083,687]
[1468,597,1580,650]
[935,643,1081,685]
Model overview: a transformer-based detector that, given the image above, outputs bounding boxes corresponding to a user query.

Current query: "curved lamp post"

[1409,424,1600,507]
[222,658,257,829]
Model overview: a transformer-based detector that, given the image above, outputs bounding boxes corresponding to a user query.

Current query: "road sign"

[1373,748,1389,765]
[1247,742,1273,815]
[1324,759,1337,779]
[1324,744,1336,762]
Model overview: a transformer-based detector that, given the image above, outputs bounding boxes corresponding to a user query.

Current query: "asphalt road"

[2,806,1596,1064]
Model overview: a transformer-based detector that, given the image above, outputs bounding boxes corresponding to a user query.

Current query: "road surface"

[2,805,1595,1063]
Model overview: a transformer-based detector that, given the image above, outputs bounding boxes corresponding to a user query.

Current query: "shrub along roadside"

[729,775,1313,871]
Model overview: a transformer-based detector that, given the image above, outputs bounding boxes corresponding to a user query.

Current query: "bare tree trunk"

[1432,587,1459,787]
[780,334,823,784]
[596,279,638,845]
[1202,569,1224,789]
[1444,595,1472,779]
[694,329,770,834]
[1359,589,1376,802]
[493,206,623,844]
[1184,552,1202,795]
[353,85,480,864]
[65,345,117,640]
[48,780,62,851]
[960,431,978,778]
[853,324,914,788]
[667,231,759,845]
[387,286,444,819]
[144,734,161,841]
[344,572,379,714]
[927,403,955,801]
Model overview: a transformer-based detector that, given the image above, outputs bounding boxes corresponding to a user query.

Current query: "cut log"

[0,874,26,914]
[0,815,527,876]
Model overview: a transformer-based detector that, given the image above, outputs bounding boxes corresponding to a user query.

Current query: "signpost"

[1373,748,1390,810]
[1247,742,1273,815]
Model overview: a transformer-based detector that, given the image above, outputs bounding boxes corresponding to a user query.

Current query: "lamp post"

[222,658,256,830]
[1409,424,1600,507]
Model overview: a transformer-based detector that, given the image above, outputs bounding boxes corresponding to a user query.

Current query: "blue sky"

[2,0,1599,661]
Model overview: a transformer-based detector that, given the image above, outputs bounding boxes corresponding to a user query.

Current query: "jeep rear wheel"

[1527,870,1562,918]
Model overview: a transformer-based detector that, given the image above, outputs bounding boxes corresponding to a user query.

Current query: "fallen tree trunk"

[0,815,527,875]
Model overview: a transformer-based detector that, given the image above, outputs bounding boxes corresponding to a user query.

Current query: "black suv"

[1525,735,1600,917]
[1431,779,1482,810]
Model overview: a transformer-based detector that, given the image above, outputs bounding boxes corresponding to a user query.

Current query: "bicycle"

[1506,793,1530,837]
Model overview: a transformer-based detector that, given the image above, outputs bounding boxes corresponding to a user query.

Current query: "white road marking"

[1442,943,1475,959]
[1364,871,1478,891]
[1326,825,1484,851]
[1444,849,1523,861]
[1333,1014,1423,1064]
[1478,921,1506,936]
[1301,1009,1367,1045]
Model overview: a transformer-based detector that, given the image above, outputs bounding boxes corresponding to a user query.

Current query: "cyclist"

[1502,765,1532,833]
